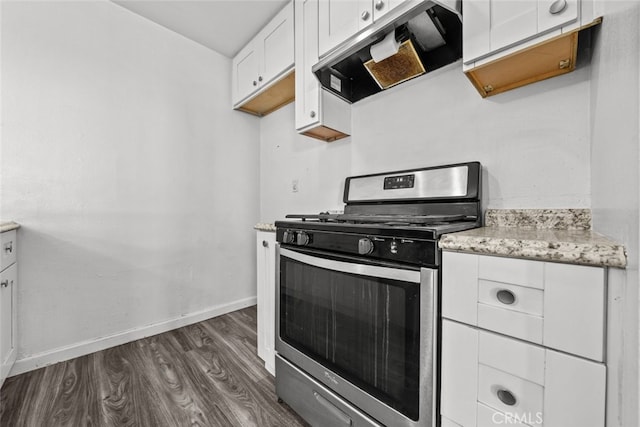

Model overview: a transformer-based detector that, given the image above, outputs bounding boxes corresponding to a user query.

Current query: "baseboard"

[9,296,257,377]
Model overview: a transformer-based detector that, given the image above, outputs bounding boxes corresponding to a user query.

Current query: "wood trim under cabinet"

[465,18,601,98]
[236,70,295,117]
[302,125,350,142]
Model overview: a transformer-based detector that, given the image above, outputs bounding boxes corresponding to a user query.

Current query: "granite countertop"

[439,209,627,268]
[254,223,276,232]
[0,221,20,233]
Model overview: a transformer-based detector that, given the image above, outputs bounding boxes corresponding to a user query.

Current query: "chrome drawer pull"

[4,242,12,253]
[496,289,516,305]
[549,0,567,14]
[497,389,517,406]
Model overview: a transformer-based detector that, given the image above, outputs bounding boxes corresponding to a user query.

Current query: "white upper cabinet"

[232,1,294,112]
[261,6,295,84]
[463,0,579,65]
[318,0,409,57]
[234,46,260,104]
[372,0,407,20]
[295,0,351,141]
[318,0,372,57]
[296,0,320,131]
[462,0,601,98]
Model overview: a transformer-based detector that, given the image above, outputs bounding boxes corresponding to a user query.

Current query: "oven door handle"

[280,248,421,283]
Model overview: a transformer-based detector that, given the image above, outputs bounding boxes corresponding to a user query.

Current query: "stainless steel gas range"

[274,162,482,427]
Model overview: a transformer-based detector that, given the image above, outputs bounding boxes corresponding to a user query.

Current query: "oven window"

[280,256,420,421]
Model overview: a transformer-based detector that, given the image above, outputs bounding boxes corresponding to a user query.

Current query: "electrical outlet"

[292,179,299,193]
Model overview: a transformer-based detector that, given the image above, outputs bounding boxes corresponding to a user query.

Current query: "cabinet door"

[463,0,579,65]
[256,231,276,375]
[463,0,538,64]
[441,320,478,427]
[543,262,605,362]
[318,0,372,57]
[295,0,321,130]
[544,349,606,427]
[260,1,294,84]
[233,44,260,104]
[263,233,276,375]
[489,0,538,53]
[0,262,17,385]
[441,322,606,427]
[0,230,17,272]
[537,0,578,34]
[372,0,408,21]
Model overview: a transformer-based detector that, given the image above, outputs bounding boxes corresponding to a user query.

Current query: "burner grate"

[285,213,468,226]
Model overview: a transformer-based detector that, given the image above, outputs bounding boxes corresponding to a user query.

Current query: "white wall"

[589,2,640,426]
[260,57,592,218]
[260,104,351,223]
[0,1,260,371]
[351,63,591,209]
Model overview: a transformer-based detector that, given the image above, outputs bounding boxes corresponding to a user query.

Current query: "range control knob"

[358,238,374,255]
[390,240,398,254]
[296,232,310,246]
[282,230,295,244]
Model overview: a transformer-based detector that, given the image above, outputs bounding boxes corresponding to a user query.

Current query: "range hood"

[312,0,462,103]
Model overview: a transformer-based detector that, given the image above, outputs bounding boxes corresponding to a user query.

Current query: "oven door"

[276,246,438,427]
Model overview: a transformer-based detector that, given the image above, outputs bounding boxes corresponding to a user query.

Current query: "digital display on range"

[384,174,415,190]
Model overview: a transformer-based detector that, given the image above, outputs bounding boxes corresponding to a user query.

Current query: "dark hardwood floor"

[0,306,309,427]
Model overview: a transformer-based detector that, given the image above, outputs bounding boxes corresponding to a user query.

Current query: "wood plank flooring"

[0,306,309,427]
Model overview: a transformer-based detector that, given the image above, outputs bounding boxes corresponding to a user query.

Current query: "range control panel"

[276,227,438,268]
[384,174,415,190]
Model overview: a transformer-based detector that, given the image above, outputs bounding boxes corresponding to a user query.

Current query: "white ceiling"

[112,0,289,58]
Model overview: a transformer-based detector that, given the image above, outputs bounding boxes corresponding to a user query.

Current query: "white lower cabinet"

[441,320,606,427]
[441,251,607,427]
[256,231,276,375]
[0,229,18,387]
[442,252,606,362]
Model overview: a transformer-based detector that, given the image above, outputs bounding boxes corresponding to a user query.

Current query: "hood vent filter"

[364,40,425,89]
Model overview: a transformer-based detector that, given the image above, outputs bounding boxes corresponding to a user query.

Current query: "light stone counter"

[254,223,276,232]
[439,209,626,268]
[0,221,20,233]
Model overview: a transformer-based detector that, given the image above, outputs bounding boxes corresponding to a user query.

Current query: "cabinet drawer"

[441,320,606,427]
[477,304,543,344]
[478,364,544,424]
[478,256,543,289]
[442,252,606,361]
[1,230,17,271]
[478,280,544,315]
[478,280,544,343]
[477,402,535,427]
[478,330,545,385]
